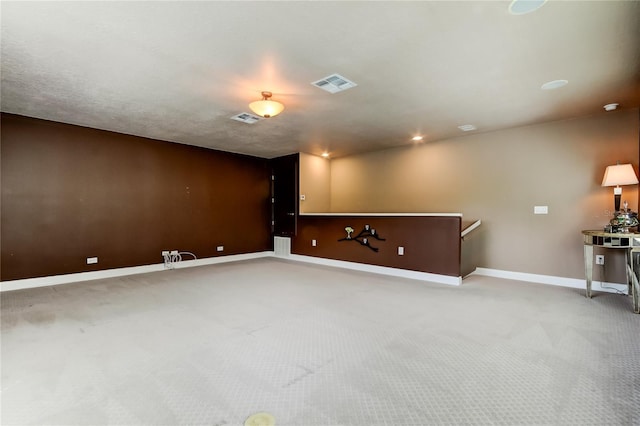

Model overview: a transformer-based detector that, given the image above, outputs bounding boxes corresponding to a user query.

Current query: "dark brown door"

[271,153,298,236]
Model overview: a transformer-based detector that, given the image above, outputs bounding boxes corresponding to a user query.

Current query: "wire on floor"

[163,251,198,269]
[598,263,627,295]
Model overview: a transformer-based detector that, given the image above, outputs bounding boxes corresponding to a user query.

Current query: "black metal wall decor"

[338,224,386,252]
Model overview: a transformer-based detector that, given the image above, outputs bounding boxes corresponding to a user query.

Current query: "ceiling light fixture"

[604,103,619,112]
[541,80,568,90]
[508,0,548,15]
[412,136,423,141]
[249,91,284,118]
[321,152,330,158]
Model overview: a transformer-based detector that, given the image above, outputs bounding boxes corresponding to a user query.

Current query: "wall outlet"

[596,255,605,265]
[170,250,178,256]
[300,194,306,201]
[312,239,317,247]
[398,246,404,256]
[86,257,98,264]
[217,246,224,252]
[161,251,169,256]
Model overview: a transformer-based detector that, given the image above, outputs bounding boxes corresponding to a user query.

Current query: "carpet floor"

[1,258,639,425]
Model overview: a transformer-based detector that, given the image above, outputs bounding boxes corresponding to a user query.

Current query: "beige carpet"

[2,258,639,425]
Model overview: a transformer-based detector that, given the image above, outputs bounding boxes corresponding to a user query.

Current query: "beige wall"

[299,152,331,213]
[326,109,639,281]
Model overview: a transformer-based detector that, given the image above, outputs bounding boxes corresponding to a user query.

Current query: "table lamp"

[602,163,638,212]
[602,163,639,232]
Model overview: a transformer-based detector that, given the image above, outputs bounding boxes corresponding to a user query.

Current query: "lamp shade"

[249,91,284,118]
[601,164,639,187]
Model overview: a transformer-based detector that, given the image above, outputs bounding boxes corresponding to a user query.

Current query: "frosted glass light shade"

[602,164,639,187]
[249,100,284,118]
[249,91,284,118]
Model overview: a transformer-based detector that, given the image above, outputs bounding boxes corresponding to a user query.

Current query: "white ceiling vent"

[230,112,262,124]
[311,73,357,94]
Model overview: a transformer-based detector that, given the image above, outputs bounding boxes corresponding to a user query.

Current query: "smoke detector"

[541,79,568,90]
[458,124,477,132]
[509,0,548,15]
[604,103,619,112]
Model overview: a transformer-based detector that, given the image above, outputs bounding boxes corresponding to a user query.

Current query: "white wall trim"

[461,219,482,238]
[286,254,462,286]
[0,251,275,292]
[471,267,628,294]
[1,249,462,291]
[6,254,615,295]
[300,212,462,217]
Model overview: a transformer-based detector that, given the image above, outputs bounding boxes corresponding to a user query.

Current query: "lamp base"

[614,193,621,212]
[606,206,639,233]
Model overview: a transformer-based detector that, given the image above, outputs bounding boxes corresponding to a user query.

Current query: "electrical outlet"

[162,251,169,256]
[217,246,224,252]
[170,250,178,256]
[86,257,98,264]
[312,239,317,246]
[596,255,605,265]
[398,246,404,256]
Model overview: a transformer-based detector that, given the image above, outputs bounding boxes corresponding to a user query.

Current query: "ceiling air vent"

[231,112,262,124]
[311,73,357,94]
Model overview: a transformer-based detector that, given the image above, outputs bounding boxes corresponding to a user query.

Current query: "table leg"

[632,251,640,314]
[625,249,633,294]
[634,278,640,314]
[584,244,593,298]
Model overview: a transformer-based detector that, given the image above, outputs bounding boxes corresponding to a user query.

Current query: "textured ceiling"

[2,1,639,159]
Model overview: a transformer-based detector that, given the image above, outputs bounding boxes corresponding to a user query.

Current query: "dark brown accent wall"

[292,215,462,276]
[1,114,272,281]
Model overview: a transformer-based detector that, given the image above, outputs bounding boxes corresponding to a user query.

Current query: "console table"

[582,230,640,313]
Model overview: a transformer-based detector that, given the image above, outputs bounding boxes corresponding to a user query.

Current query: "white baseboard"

[286,254,462,286]
[1,248,461,292]
[8,253,614,295]
[471,267,629,295]
[0,251,275,292]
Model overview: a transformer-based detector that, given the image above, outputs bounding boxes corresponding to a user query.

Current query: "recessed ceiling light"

[508,0,548,15]
[321,152,330,158]
[541,79,568,90]
[604,103,619,112]
[412,136,423,141]
[458,124,477,132]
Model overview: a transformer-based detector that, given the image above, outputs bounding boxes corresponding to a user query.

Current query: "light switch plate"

[534,206,548,214]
